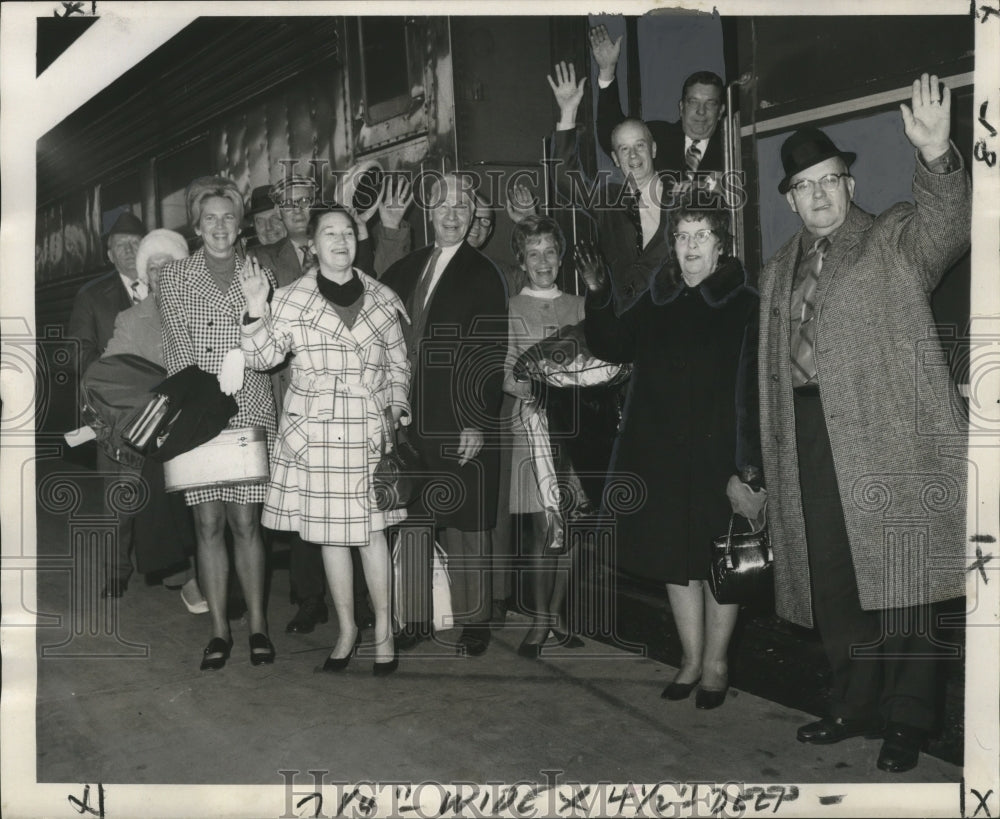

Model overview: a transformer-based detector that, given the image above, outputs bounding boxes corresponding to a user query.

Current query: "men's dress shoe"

[877,723,926,773]
[395,623,431,652]
[199,636,233,671]
[695,686,728,710]
[490,599,509,628]
[661,678,701,701]
[285,597,329,634]
[457,624,491,657]
[797,716,884,745]
[101,577,129,599]
[249,632,275,666]
[372,657,399,677]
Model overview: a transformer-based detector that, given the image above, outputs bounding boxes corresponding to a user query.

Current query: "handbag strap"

[725,500,768,557]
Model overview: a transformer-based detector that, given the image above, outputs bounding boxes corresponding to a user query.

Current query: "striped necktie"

[620,188,644,254]
[790,236,830,387]
[410,247,442,338]
[130,279,142,305]
[685,141,703,172]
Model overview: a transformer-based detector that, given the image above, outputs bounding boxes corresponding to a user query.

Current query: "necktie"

[410,247,442,337]
[620,189,644,255]
[298,244,316,271]
[790,236,830,387]
[130,280,142,305]
[685,141,703,173]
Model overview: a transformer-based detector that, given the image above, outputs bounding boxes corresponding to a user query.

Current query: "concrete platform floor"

[24,453,963,805]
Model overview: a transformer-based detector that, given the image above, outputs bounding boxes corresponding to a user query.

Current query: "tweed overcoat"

[758,155,971,628]
[158,248,278,505]
[381,242,508,532]
[241,271,411,546]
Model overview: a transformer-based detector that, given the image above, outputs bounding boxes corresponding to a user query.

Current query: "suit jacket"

[596,77,724,174]
[552,127,670,315]
[67,270,133,373]
[103,297,163,366]
[758,154,971,628]
[381,242,508,531]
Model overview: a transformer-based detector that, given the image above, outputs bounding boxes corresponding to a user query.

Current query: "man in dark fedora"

[244,185,287,249]
[68,211,148,373]
[67,210,148,597]
[757,74,970,773]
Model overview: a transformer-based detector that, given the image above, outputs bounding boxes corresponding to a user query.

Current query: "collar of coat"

[288,267,410,323]
[650,254,751,307]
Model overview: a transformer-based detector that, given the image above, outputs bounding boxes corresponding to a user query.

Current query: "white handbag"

[392,535,453,632]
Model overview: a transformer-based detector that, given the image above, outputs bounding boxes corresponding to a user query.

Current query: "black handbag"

[708,509,773,605]
[373,428,428,511]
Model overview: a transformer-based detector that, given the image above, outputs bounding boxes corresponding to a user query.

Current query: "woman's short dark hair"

[668,207,732,249]
[510,215,567,266]
[306,205,358,241]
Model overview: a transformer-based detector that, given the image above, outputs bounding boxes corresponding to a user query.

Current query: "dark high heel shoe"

[199,636,233,671]
[249,632,275,666]
[550,630,585,649]
[314,633,360,673]
[372,657,399,676]
[695,686,729,710]
[661,677,701,700]
[517,641,544,659]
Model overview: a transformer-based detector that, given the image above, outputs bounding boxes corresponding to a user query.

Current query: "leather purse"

[708,509,773,606]
[122,394,175,453]
[373,428,427,511]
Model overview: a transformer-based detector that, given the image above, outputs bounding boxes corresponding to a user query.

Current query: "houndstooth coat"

[159,248,278,506]
[758,154,971,628]
[241,270,411,546]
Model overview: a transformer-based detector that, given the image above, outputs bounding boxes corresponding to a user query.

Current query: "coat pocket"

[279,412,308,463]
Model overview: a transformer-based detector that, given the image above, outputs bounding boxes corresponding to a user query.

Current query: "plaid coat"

[241,271,411,546]
[758,155,971,628]
[158,248,278,505]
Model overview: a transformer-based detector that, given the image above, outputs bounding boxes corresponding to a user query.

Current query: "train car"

[21,7,984,794]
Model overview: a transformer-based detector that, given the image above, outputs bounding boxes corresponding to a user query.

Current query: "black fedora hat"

[778,127,856,194]
[245,185,275,219]
[107,211,146,239]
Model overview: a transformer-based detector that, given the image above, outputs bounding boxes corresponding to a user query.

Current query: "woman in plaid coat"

[240,206,410,674]
[159,177,278,671]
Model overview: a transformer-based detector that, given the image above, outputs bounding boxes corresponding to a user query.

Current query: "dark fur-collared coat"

[585,255,761,584]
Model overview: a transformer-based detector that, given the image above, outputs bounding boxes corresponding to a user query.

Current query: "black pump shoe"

[661,677,701,700]
[372,657,399,676]
[199,636,233,671]
[249,633,275,666]
[695,686,729,710]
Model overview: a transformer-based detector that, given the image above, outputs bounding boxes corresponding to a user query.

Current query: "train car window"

[356,17,416,125]
[156,138,210,235]
[100,171,141,236]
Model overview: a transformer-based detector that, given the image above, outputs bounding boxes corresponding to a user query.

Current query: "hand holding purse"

[373,426,427,511]
[708,504,773,606]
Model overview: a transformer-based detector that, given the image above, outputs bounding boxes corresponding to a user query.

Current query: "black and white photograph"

[1,1,998,816]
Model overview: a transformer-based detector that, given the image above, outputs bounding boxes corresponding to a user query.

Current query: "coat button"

[207,320,214,327]
[771,374,779,382]
[206,347,213,353]
[772,308,779,317]
[624,284,635,297]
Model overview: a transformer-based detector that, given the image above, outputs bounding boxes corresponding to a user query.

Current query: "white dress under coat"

[241,269,411,546]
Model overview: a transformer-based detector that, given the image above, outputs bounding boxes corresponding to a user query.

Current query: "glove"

[726,474,767,525]
[217,348,246,396]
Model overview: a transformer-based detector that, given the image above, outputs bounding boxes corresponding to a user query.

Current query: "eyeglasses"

[673,229,715,246]
[788,173,850,195]
[473,217,493,228]
[683,98,721,112]
[278,196,315,210]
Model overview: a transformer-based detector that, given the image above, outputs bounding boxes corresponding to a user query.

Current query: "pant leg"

[97,448,137,581]
[438,527,493,624]
[290,533,326,602]
[794,390,882,723]
[490,429,514,603]
[874,605,939,731]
